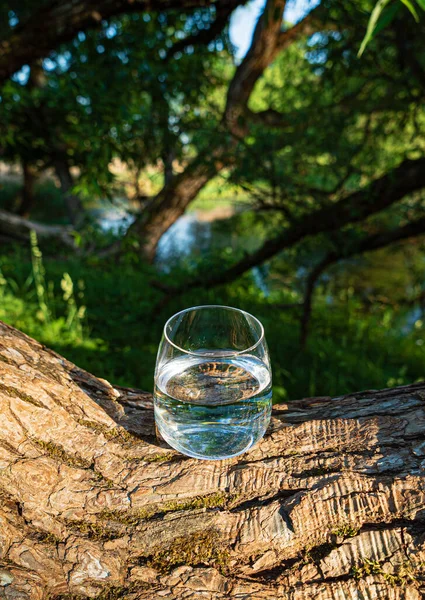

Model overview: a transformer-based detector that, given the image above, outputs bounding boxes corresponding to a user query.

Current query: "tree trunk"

[1,320,425,599]
[128,150,227,262]
[54,160,83,225]
[123,1,323,261]
[0,209,76,248]
[16,162,37,218]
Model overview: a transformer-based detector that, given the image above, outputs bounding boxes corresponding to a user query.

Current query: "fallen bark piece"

[0,319,424,599]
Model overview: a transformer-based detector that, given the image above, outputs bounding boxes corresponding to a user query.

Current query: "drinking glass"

[154,305,272,460]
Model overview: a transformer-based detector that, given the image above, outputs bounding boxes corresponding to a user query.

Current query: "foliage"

[358,0,425,56]
[0,0,424,401]
[0,238,89,349]
[0,242,423,400]
[239,3,425,218]
[0,4,233,201]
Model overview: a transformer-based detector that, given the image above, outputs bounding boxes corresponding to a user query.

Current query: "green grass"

[0,241,423,402]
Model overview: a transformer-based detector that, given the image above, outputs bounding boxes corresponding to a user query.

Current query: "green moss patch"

[0,382,44,408]
[32,438,92,469]
[147,529,229,574]
[100,492,228,525]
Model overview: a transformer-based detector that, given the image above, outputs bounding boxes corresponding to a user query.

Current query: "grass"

[0,238,424,401]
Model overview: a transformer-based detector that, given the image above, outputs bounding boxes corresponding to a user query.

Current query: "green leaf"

[358,0,392,57]
[373,1,401,35]
[358,0,404,56]
[416,0,425,10]
[400,0,420,20]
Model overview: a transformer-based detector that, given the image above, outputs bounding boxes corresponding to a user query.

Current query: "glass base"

[157,423,262,460]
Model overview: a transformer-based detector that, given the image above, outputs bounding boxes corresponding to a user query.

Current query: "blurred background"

[0,0,424,401]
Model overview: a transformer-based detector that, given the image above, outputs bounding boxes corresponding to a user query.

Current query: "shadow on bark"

[69,366,164,446]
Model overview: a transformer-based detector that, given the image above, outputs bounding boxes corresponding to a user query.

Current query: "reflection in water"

[94,204,135,235]
[99,205,270,294]
[155,211,270,295]
[403,307,423,334]
[156,213,213,273]
[252,266,270,297]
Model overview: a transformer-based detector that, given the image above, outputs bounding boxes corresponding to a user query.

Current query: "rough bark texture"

[1,321,425,599]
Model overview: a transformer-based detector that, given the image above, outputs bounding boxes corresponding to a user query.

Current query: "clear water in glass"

[154,305,272,460]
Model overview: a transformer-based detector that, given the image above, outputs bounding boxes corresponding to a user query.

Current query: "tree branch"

[2,320,425,597]
[243,4,333,129]
[300,214,425,345]
[224,0,288,136]
[153,157,425,295]
[165,2,238,60]
[195,156,425,288]
[123,0,325,258]
[0,209,77,248]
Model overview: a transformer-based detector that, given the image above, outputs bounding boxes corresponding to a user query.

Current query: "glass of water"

[154,305,272,460]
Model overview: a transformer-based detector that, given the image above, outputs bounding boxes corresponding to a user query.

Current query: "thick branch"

[195,156,425,288]
[300,214,425,344]
[1,321,425,598]
[0,209,76,248]
[124,147,231,261]
[224,0,288,135]
[125,0,291,258]
[241,4,330,130]
[0,0,244,84]
[124,0,325,259]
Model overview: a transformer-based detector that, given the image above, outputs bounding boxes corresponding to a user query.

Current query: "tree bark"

[1,320,425,598]
[0,209,76,248]
[129,150,228,261]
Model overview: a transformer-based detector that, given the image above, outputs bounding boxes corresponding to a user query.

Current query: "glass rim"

[163,304,265,357]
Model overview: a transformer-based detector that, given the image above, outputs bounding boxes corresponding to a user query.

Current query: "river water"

[98,205,271,295]
[97,205,424,328]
